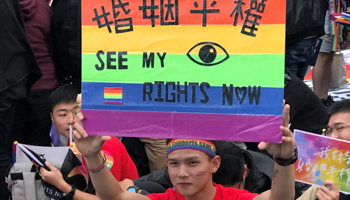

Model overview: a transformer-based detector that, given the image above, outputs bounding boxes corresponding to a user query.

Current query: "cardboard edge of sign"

[82,109,283,143]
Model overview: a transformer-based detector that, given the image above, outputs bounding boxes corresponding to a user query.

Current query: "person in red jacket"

[71,104,297,200]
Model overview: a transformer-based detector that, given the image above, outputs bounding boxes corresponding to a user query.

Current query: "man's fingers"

[280,126,293,138]
[316,189,327,200]
[258,142,268,150]
[101,136,112,142]
[75,103,84,121]
[282,104,290,128]
[76,94,84,121]
[45,162,58,172]
[45,162,53,169]
[281,136,294,144]
[317,183,339,200]
[323,180,339,191]
[77,94,82,103]
[76,111,84,121]
[73,130,82,140]
[73,122,88,138]
[41,162,53,174]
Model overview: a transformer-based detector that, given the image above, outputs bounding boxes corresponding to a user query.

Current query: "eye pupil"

[199,45,217,63]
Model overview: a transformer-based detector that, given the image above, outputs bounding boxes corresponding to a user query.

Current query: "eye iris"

[199,45,217,63]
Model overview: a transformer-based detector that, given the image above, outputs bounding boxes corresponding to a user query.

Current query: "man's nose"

[178,165,189,178]
[330,132,339,139]
[68,111,75,125]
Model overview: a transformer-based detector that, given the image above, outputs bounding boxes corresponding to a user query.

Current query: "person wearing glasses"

[324,99,350,141]
[297,99,350,200]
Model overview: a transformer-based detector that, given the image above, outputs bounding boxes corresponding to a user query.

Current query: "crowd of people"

[1,0,350,199]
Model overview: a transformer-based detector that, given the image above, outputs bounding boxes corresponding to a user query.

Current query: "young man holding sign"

[326,99,350,141]
[38,85,138,199]
[71,104,297,200]
[320,99,350,200]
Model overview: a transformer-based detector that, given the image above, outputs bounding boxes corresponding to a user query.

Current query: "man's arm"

[346,0,350,11]
[40,162,100,200]
[253,104,296,200]
[73,122,150,200]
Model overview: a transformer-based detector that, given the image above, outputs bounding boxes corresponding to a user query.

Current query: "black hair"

[328,99,350,117]
[212,141,245,186]
[48,84,79,112]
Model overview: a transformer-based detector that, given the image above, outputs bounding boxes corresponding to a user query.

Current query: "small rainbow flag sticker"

[104,87,123,105]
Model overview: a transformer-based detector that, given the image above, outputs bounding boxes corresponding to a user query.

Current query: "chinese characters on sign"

[294,130,350,194]
[91,0,267,37]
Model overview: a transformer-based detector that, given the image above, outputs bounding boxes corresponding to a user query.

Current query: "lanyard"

[329,0,340,51]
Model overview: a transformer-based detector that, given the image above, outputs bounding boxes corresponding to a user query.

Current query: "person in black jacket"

[313,0,350,107]
[0,0,41,198]
[285,0,328,80]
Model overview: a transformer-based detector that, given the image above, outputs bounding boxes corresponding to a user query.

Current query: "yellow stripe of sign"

[82,25,285,54]
[104,93,122,97]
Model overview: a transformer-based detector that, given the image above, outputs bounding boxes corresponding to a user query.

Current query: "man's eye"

[169,162,177,166]
[335,126,344,131]
[58,114,66,117]
[189,161,198,165]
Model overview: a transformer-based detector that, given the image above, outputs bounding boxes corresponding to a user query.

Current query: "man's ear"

[243,164,248,180]
[50,112,54,122]
[211,155,221,173]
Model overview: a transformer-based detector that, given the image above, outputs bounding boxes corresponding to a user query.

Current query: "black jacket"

[0,0,41,93]
[286,0,328,46]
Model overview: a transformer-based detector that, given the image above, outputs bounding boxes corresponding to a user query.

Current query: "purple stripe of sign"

[104,101,123,105]
[82,109,282,143]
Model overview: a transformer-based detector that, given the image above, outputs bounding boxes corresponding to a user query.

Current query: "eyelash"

[189,161,198,165]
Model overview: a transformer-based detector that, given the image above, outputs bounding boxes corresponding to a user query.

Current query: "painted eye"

[186,42,229,66]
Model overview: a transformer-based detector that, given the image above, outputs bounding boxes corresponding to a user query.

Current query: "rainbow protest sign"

[81,0,285,142]
[294,130,350,194]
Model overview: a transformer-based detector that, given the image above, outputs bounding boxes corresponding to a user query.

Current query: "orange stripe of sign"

[104,91,122,95]
[82,0,285,26]
[104,90,122,94]
[82,24,285,54]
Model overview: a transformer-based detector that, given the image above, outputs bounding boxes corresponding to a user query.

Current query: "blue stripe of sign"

[82,82,283,116]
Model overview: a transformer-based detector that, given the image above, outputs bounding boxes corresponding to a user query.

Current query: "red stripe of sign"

[104,87,122,91]
[104,89,122,93]
[82,0,285,26]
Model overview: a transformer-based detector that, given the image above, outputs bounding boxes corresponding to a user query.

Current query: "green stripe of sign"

[104,96,122,99]
[82,53,284,87]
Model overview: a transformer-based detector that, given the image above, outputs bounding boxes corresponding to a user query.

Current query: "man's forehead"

[167,149,208,160]
[329,112,350,125]
[53,102,78,112]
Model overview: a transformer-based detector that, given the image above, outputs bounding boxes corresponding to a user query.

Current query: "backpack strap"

[22,172,37,200]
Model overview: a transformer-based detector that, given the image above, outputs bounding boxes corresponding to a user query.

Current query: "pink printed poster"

[294,129,350,194]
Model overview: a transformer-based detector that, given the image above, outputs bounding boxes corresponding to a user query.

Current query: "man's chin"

[176,186,195,197]
[58,130,70,139]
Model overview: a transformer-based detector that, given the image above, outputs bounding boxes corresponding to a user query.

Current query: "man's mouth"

[178,182,191,188]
